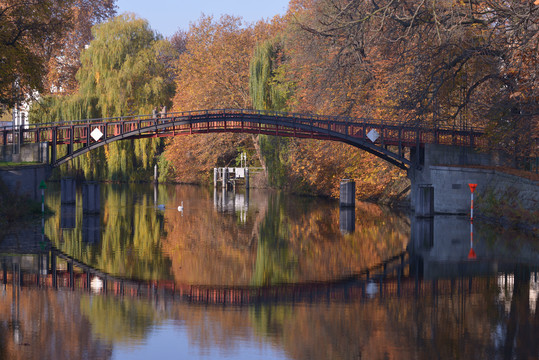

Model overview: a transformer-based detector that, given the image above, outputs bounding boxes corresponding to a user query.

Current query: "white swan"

[177,201,184,212]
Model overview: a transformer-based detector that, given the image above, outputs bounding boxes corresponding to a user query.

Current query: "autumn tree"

[30,14,176,181]
[250,2,407,199]
[45,0,117,95]
[293,0,539,159]
[0,0,116,111]
[0,0,72,110]
[165,15,282,184]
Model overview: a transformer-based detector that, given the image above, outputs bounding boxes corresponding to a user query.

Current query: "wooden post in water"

[222,167,227,190]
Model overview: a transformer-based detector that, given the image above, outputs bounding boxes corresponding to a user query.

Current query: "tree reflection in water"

[0,183,535,359]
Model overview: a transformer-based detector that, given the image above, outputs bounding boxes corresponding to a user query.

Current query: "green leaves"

[29,14,176,181]
[78,13,174,117]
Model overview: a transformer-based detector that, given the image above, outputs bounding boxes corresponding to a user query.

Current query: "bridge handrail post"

[380,120,384,147]
[363,119,366,140]
[69,125,74,156]
[398,127,402,157]
[415,126,420,154]
[51,127,57,164]
[18,124,24,148]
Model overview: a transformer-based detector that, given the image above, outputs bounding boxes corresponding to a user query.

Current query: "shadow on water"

[1,183,539,359]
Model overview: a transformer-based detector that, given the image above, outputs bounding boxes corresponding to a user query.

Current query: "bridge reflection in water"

[2,229,538,307]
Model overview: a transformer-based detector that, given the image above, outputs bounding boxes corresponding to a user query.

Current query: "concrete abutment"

[408,144,538,215]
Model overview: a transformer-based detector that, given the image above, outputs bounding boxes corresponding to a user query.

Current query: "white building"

[12,102,30,128]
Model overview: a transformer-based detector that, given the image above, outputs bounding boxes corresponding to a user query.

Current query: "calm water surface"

[1,183,538,359]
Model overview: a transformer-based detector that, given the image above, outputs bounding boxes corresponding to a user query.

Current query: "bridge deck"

[0,109,485,170]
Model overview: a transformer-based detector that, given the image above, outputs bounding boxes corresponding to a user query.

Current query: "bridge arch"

[1,109,483,170]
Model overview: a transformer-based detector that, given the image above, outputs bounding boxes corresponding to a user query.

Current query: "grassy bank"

[0,161,42,167]
[476,187,539,237]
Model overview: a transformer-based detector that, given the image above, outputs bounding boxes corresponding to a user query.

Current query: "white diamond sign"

[91,128,103,141]
[366,129,379,143]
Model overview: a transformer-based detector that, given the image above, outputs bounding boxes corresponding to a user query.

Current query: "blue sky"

[116,0,291,37]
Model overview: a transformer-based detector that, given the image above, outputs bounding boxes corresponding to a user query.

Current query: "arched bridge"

[4,247,521,305]
[0,109,484,170]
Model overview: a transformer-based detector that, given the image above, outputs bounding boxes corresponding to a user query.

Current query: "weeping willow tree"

[30,13,176,181]
[249,38,293,187]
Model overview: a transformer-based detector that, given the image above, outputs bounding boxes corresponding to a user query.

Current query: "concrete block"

[340,179,355,207]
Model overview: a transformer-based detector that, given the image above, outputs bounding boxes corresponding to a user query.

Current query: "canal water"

[1,183,538,359]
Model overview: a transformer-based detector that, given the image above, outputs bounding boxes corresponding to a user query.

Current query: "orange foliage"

[165,15,284,183]
[272,4,409,200]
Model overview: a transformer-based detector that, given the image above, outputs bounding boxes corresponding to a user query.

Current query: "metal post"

[468,183,477,259]
[69,260,74,289]
[51,128,57,164]
[18,124,23,152]
[69,125,74,156]
[51,251,57,289]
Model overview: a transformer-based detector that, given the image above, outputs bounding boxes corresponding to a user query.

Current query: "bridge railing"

[0,108,484,132]
[1,109,488,165]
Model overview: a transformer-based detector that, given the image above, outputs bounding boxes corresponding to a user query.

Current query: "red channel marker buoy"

[468,183,478,260]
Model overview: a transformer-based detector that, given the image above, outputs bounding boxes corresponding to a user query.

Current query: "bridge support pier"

[407,144,539,215]
[339,207,355,235]
[416,185,434,217]
[339,179,355,208]
[82,182,100,214]
[82,214,101,244]
[339,179,356,234]
[61,178,76,204]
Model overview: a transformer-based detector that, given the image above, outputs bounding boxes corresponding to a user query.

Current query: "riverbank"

[0,176,51,238]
